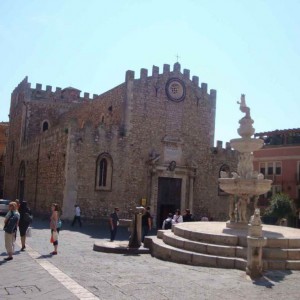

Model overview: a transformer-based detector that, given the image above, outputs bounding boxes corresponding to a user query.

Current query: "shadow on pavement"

[30,217,157,241]
[252,270,293,288]
[263,270,292,282]
[35,254,55,259]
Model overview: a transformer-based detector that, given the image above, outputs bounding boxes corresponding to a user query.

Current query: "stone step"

[151,236,247,270]
[152,223,300,271]
[266,238,300,249]
[161,230,300,261]
[263,259,300,270]
[263,248,300,260]
[172,226,248,247]
[161,230,247,259]
[172,223,300,249]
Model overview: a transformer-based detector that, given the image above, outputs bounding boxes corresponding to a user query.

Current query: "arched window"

[96,153,113,191]
[99,158,107,186]
[42,121,49,132]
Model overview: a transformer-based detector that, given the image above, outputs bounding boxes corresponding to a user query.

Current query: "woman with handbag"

[50,203,60,255]
[3,201,20,261]
[18,201,32,251]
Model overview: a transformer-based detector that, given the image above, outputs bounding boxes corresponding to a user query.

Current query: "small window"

[275,162,281,175]
[267,162,273,175]
[260,166,265,175]
[99,158,107,187]
[96,153,113,191]
[42,121,49,132]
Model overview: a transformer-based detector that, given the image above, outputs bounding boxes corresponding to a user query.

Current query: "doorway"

[157,177,182,228]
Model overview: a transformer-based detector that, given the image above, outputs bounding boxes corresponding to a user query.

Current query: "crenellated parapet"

[211,140,237,157]
[12,77,98,107]
[29,83,97,103]
[124,62,217,102]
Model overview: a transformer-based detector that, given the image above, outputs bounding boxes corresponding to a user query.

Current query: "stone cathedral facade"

[4,62,237,226]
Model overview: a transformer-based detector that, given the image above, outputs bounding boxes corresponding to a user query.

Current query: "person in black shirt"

[18,201,32,251]
[109,207,119,242]
[182,209,194,222]
[141,206,152,243]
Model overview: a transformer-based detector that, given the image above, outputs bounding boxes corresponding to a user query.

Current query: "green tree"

[264,193,294,221]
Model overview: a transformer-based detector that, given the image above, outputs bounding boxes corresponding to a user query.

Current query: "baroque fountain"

[99,95,300,277]
[218,94,272,277]
[219,94,272,228]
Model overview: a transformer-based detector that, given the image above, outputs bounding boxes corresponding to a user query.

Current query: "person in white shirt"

[71,204,82,227]
[173,209,183,224]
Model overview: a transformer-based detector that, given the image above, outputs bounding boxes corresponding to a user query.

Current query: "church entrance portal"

[157,177,182,228]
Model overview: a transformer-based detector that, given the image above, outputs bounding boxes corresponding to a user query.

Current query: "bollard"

[128,206,144,248]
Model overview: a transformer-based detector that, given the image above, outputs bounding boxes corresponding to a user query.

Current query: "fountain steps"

[160,230,247,258]
[148,223,300,270]
[151,235,247,270]
[172,226,248,247]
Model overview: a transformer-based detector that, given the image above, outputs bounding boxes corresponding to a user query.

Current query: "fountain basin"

[230,138,263,153]
[218,178,272,196]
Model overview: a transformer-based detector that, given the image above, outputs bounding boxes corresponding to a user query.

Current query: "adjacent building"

[253,128,300,211]
[3,63,237,225]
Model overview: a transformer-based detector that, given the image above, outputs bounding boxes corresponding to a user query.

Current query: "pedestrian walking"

[71,204,82,227]
[50,203,60,255]
[3,201,20,261]
[18,201,32,251]
[142,206,152,242]
[109,207,119,242]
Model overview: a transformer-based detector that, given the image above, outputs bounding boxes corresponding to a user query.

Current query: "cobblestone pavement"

[1,216,300,300]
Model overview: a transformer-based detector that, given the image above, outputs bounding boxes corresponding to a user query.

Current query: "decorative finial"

[237,94,251,119]
[236,94,255,138]
[175,54,180,63]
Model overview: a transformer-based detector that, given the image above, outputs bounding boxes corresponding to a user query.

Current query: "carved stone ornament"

[165,78,186,102]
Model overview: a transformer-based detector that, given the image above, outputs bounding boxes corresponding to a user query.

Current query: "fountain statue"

[218,95,272,228]
[218,95,272,277]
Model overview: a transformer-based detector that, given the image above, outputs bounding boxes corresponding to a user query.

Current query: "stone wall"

[4,64,238,222]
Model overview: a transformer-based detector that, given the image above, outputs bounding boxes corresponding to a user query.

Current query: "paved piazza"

[1,216,300,299]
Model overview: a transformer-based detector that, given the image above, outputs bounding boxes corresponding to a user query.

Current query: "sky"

[0,0,299,144]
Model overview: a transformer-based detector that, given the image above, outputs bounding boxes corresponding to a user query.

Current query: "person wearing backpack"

[3,201,20,261]
[162,213,174,230]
